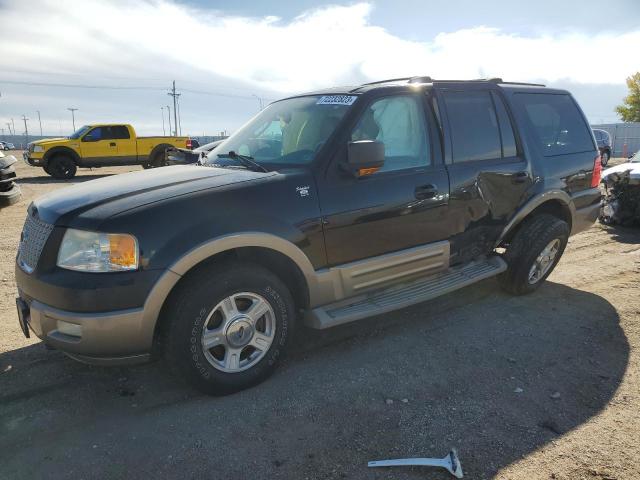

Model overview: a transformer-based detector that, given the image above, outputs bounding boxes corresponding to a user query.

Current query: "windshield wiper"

[215,151,269,173]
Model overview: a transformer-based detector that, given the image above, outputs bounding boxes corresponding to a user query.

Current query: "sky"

[0,0,639,137]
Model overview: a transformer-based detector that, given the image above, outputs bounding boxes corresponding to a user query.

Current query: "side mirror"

[346,140,385,177]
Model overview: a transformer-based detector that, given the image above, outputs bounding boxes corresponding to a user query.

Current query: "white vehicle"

[601,151,640,184]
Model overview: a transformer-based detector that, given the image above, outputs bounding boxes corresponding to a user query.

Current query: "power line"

[0,79,276,102]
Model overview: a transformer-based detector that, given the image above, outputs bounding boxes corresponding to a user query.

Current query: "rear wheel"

[165,262,296,395]
[47,156,77,179]
[498,214,569,295]
[601,151,610,167]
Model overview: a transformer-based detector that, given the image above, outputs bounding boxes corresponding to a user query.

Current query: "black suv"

[15,77,602,394]
[593,128,612,166]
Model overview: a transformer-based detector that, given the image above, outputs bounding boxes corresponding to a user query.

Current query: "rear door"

[108,125,138,165]
[437,88,533,265]
[319,93,451,267]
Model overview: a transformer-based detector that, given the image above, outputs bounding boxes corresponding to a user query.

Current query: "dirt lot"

[1,155,639,480]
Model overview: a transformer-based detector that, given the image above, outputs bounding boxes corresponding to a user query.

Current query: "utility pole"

[176,95,182,136]
[6,123,12,136]
[166,105,172,137]
[22,115,29,145]
[252,94,264,111]
[161,107,166,136]
[167,81,180,136]
[11,118,16,136]
[67,107,78,131]
[36,110,43,136]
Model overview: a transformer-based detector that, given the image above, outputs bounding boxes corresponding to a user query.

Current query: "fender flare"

[43,147,80,166]
[494,190,576,247]
[139,233,323,348]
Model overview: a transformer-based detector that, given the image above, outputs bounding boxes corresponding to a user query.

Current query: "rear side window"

[111,126,131,139]
[514,93,594,156]
[442,91,501,162]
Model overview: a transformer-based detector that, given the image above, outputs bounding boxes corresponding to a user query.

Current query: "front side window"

[205,95,352,166]
[443,91,502,162]
[350,96,430,172]
[514,93,594,156]
[83,127,103,141]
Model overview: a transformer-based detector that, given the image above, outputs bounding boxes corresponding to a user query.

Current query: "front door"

[319,93,451,267]
[80,126,118,166]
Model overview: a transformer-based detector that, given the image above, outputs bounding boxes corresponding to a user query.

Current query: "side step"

[306,256,507,329]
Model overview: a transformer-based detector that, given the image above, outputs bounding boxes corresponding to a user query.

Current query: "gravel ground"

[0,155,639,480]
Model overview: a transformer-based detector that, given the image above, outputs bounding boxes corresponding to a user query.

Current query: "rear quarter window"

[514,93,594,157]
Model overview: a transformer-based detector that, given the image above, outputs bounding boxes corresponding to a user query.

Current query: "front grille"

[17,213,54,273]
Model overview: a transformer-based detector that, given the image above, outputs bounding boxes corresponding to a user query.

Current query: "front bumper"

[15,265,181,366]
[22,152,42,166]
[22,298,151,365]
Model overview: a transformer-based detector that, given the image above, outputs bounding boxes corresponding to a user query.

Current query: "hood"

[31,138,69,147]
[33,165,275,226]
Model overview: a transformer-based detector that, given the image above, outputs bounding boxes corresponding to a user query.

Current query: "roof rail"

[360,77,413,86]
[357,77,546,88]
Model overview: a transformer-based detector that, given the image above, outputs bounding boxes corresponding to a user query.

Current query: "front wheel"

[498,214,569,295]
[165,262,296,395]
[47,156,77,179]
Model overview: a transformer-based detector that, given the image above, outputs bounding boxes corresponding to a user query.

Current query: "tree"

[616,72,640,122]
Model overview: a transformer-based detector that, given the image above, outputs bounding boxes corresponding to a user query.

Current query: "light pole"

[36,110,43,136]
[67,108,78,131]
[161,107,166,136]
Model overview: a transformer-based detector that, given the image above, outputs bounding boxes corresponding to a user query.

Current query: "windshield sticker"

[316,95,357,106]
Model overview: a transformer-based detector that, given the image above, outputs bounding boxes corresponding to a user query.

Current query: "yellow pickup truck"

[24,124,192,179]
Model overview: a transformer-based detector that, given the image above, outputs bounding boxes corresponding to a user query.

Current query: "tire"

[601,151,610,167]
[47,156,77,179]
[149,145,170,168]
[0,183,21,207]
[165,262,296,395]
[498,214,569,295]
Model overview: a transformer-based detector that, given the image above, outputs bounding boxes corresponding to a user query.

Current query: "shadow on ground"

[17,173,116,185]
[0,280,628,479]
[602,223,640,244]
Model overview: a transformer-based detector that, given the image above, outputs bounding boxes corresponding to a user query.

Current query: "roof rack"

[357,77,546,88]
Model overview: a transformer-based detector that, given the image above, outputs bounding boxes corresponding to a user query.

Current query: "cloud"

[2,0,638,92]
[0,0,636,133]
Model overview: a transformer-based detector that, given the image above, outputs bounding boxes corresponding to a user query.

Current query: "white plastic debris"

[368,448,463,478]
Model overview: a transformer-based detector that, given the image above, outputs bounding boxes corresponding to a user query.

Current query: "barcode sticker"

[316,95,358,106]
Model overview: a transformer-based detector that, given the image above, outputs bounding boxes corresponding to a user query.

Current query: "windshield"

[69,125,91,139]
[205,95,355,167]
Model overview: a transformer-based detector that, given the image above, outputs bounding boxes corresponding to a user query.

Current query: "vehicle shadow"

[17,174,116,185]
[0,280,628,479]
[601,223,640,244]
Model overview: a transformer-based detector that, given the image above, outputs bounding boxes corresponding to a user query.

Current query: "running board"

[305,256,507,329]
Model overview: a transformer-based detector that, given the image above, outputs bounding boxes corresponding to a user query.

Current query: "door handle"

[415,184,438,200]
[109,142,116,147]
[512,171,529,184]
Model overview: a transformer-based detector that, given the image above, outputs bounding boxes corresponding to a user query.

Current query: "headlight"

[33,145,44,153]
[57,229,139,272]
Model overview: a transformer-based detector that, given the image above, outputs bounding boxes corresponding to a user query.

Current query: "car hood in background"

[602,162,640,184]
[33,165,275,226]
